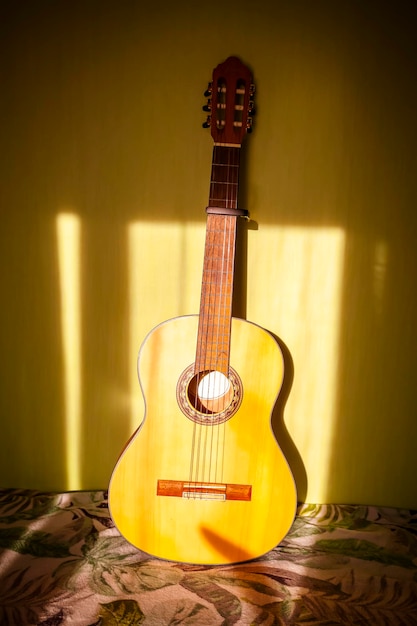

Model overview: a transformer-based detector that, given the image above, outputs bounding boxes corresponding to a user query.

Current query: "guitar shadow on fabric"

[234,217,308,505]
[199,527,254,563]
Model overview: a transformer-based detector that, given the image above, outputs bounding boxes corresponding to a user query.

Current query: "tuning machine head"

[246,83,256,133]
[204,82,213,98]
[202,81,213,128]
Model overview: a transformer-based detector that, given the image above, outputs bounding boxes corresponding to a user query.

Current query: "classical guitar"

[109,57,297,564]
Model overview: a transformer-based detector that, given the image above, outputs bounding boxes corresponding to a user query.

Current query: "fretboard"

[195,145,241,375]
[208,145,240,209]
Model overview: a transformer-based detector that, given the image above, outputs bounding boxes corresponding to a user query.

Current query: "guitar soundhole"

[177,364,243,425]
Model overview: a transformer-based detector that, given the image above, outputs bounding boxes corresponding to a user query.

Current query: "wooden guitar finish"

[109,57,297,564]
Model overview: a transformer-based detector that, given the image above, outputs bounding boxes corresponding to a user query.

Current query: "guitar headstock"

[203,56,255,146]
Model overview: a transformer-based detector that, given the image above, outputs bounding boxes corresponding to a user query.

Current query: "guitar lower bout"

[109,315,297,565]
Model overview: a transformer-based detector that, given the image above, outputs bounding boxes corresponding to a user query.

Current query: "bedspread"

[0,489,416,625]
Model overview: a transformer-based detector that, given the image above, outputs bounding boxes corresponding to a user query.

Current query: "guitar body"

[109,315,296,564]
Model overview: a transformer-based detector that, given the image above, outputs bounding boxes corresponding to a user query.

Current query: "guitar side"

[109,315,297,564]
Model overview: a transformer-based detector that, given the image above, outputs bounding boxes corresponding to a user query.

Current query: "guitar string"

[224,145,240,483]
[201,162,218,488]
[198,143,222,490]
[224,147,237,481]
[189,195,210,493]
[192,215,210,492]
[206,181,223,486]
[211,209,229,483]
[217,146,236,484]
[189,84,241,494]
[196,149,229,489]
[215,147,233,484]
[212,147,233,485]
[205,147,238,487]
[210,144,235,484]
[191,146,219,493]
[195,81,245,494]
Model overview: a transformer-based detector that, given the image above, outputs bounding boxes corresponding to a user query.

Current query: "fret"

[195,351,229,364]
[201,269,233,277]
[209,191,238,202]
[198,334,231,344]
[210,179,239,187]
[202,269,234,275]
[200,292,232,301]
[200,301,232,309]
[197,343,231,350]
[205,229,236,235]
[199,313,232,323]
[197,344,231,351]
[210,180,238,185]
[202,270,234,279]
[199,316,232,325]
[208,197,237,202]
[199,299,233,309]
[203,256,234,263]
[202,279,233,285]
[200,299,233,309]
[203,256,235,263]
[197,349,230,356]
[197,337,231,349]
[197,316,232,326]
[211,161,240,169]
[200,283,233,293]
[203,258,234,264]
[201,283,233,290]
[195,359,229,371]
[203,246,235,255]
[211,171,239,184]
[208,199,238,209]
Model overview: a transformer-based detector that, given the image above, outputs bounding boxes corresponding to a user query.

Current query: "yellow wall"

[1,1,417,508]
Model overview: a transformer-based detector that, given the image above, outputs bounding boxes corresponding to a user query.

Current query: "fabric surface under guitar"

[0,488,416,625]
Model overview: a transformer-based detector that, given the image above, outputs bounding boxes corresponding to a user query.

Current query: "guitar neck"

[194,145,242,376]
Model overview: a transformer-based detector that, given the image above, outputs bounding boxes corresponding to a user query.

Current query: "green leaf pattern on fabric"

[0,490,416,625]
[97,600,145,625]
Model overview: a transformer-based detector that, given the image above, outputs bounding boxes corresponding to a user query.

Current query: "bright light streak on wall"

[247,226,345,503]
[127,221,205,433]
[373,241,388,320]
[57,213,82,490]
[127,221,345,502]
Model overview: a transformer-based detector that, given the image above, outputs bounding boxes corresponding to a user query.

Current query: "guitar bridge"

[157,479,251,501]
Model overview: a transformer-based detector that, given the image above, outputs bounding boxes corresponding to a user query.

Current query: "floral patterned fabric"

[0,489,416,625]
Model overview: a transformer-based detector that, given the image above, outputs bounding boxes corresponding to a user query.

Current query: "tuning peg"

[246,117,253,133]
[204,82,213,98]
[202,115,211,129]
[249,83,255,96]
[202,99,212,112]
